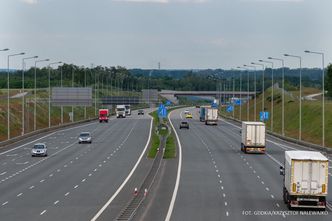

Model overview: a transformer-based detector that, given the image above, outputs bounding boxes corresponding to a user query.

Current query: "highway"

[167,107,332,221]
[0,110,152,221]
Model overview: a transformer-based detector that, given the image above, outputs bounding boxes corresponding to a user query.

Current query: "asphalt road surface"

[166,107,331,221]
[0,110,152,221]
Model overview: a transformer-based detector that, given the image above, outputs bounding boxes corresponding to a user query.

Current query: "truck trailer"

[241,121,265,153]
[280,151,328,210]
[98,109,109,123]
[205,107,218,125]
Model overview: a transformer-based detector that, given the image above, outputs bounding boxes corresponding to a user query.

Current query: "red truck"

[99,109,109,123]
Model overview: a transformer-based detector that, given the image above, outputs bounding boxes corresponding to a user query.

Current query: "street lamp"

[268,57,285,136]
[71,66,76,122]
[0,48,9,51]
[251,62,265,119]
[284,54,302,141]
[242,65,250,121]
[236,66,244,121]
[22,55,38,135]
[305,50,325,147]
[34,59,50,131]
[259,59,274,132]
[48,62,62,128]
[244,64,257,121]
[7,52,25,140]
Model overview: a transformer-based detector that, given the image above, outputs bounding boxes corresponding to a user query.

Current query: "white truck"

[280,151,328,210]
[205,108,218,125]
[116,105,126,118]
[241,122,266,153]
[125,104,131,116]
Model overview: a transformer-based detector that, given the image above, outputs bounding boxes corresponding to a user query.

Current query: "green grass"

[221,86,332,147]
[164,131,176,159]
[147,111,161,158]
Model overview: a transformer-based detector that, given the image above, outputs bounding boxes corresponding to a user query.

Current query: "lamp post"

[60,64,64,124]
[34,59,49,131]
[22,55,38,135]
[259,60,274,132]
[268,57,285,136]
[305,50,325,147]
[7,52,25,140]
[251,62,265,118]
[284,54,302,141]
[242,65,250,121]
[48,62,62,128]
[71,66,76,122]
[236,66,244,121]
[244,65,257,120]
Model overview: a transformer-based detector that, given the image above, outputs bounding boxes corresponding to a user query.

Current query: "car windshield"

[80,133,90,137]
[117,108,125,111]
[33,145,45,149]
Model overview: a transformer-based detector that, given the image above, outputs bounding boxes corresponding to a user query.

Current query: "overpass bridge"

[159,90,257,104]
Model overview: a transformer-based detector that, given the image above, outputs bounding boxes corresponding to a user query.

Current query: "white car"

[78,132,92,144]
[31,143,48,157]
[184,110,189,115]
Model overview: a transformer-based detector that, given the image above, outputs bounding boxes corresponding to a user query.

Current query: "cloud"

[112,0,208,3]
[241,0,304,2]
[21,0,38,4]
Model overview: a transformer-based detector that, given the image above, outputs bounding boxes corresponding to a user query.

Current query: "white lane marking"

[40,210,47,215]
[29,185,34,189]
[276,203,280,207]
[88,173,92,177]
[15,161,29,165]
[90,116,153,221]
[82,179,86,182]
[54,200,59,205]
[223,193,226,198]
[0,122,97,156]
[271,194,274,199]
[65,192,70,196]
[226,211,229,216]
[221,186,224,190]
[49,174,53,177]
[2,201,8,206]
[17,193,23,197]
[0,172,6,176]
[225,202,228,206]
[266,187,270,191]
[74,185,78,189]
[40,179,45,183]
[6,154,17,157]
[57,169,61,172]
[164,109,183,221]
[64,165,68,168]
[266,153,283,167]
[261,181,265,185]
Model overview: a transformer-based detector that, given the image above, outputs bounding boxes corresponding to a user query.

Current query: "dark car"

[138,109,144,115]
[179,121,189,129]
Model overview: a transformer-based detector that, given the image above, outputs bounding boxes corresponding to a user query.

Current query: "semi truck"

[199,106,206,122]
[125,104,131,116]
[241,122,265,153]
[116,105,126,118]
[98,109,109,123]
[280,151,328,210]
[205,107,218,125]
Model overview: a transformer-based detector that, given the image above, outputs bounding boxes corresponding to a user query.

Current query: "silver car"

[31,143,48,157]
[78,132,92,144]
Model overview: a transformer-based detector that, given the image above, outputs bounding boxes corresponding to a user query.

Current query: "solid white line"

[164,109,183,221]
[90,116,153,221]
[0,172,6,176]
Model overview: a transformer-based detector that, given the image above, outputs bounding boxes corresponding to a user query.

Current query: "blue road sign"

[158,104,167,118]
[226,105,234,113]
[259,111,269,121]
[165,100,171,106]
[234,99,242,106]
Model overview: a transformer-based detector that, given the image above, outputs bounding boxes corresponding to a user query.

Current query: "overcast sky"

[0,0,331,70]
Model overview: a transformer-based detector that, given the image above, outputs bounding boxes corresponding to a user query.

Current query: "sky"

[0,0,331,70]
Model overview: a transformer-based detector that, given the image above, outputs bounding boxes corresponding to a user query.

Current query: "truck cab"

[116,105,126,118]
[98,109,109,123]
[125,105,131,116]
